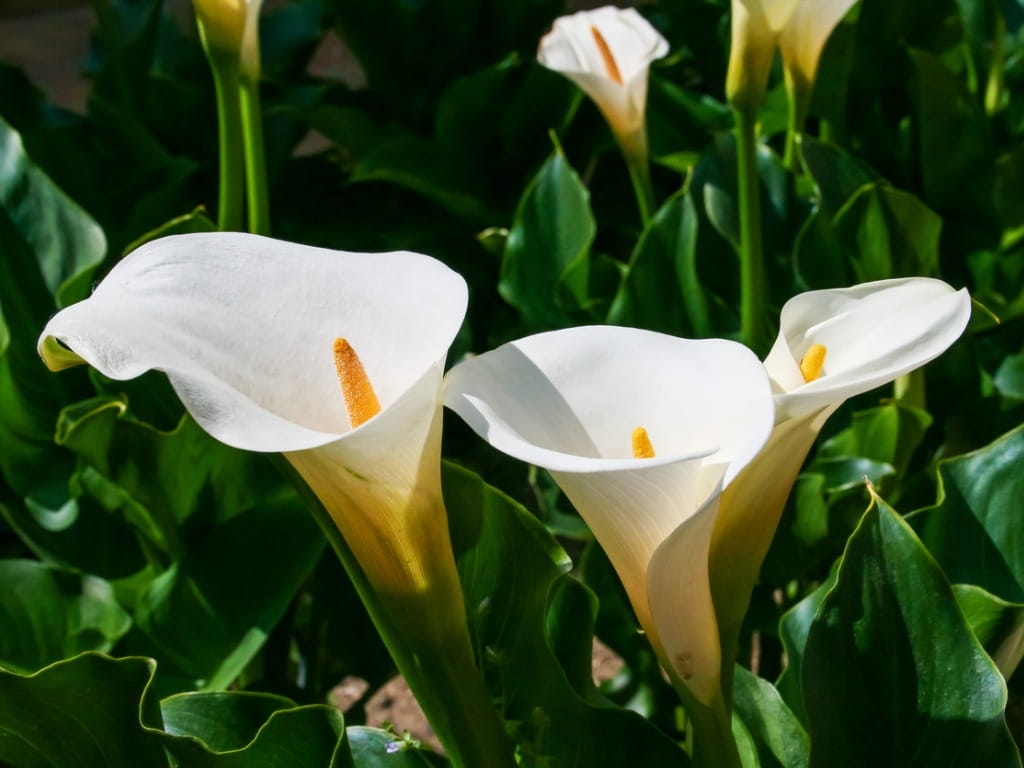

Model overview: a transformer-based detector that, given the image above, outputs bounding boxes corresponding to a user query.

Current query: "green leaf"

[347,726,444,767]
[834,183,942,281]
[732,666,810,768]
[158,692,350,767]
[55,401,324,690]
[0,560,131,674]
[953,584,1024,679]
[0,653,168,768]
[776,567,837,725]
[994,345,1024,400]
[443,462,690,766]
[800,138,877,220]
[607,191,715,337]
[121,206,217,256]
[499,149,596,329]
[802,494,1019,766]
[913,424,1024,603]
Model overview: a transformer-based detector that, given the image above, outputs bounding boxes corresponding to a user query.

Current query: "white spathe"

[779,0,861,102]
[39,232,468,595]
[710,277,972,664]
[727,0,859,114]
[538,6,668,147]
[444,326,774,705]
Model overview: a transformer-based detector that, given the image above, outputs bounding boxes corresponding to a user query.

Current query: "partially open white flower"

[444,326,774,712]
[538,6,668,157]
[710,277,972,665]
[727,0,859,117]
[779,0,861,120]
[39,232,468,598]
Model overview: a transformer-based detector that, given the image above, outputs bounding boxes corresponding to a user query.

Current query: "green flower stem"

[894,368,926,410]
[733,108,768,354]
[272,457,515,768]
[240,74,271,236]
[782,74,808,172]
[666,668,742,768]
[984,7,1006,116]
[619,129,656,227]
[207,50,245,232]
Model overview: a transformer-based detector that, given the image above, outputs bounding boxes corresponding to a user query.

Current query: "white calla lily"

[709,277,972,677]
[445,325,774,762]
[727,0,859,120]
[538,5,668,192]
[778,0,860,131]
[39,232,467,598]
[37,233,522,768]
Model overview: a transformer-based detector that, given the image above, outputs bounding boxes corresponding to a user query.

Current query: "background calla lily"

[726,0,858,121]
[538,6,668,150]
[538,5,667,220]
[445,326,774,764]
[779,0,860,132]
[709,277,972,686]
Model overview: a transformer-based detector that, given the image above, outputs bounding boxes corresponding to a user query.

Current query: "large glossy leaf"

[802,494,1019,766]
[732,666,809,768]
[913,424,1024,603]
[158,692,350,767]
[953,584,1024,679]
[0,560,131,674]
[0,116,100,498]
[443,462,690,766]
[607,190,715,337]
[0,653,168,768]
[499,149,596,329]
[55,400,324,691]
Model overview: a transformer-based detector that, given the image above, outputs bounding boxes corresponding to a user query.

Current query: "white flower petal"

[538,6,668,137]
[766,277,971,421]
[445,326,774,669]
[779,0,860,92]
[38,232,468,453]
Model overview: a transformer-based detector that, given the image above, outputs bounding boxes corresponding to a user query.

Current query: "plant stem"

[894,368,926,410]
[985,6,1006,116]
[733,108,767,354]
[240,74,271,235]
[272,457,514,768]
[666,668,742,768]
[618,129,656,227]
[208,50,245,232]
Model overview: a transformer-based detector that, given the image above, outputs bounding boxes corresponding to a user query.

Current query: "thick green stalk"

[207,50,245,232]
[272,458,515,768]
[733,108,767,354]
[240,74,271,235]
[618,129,656,226]
[984,7,1006,116]
[666,668,742,768]
[894,368,926,410]
[782,71,808,173]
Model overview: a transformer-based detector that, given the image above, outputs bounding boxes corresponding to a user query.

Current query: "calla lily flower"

[38,232,517,768]
[726,0,859,120]
[39,232,466,600]
[194,0,263,79]
[538,6,668,218]
[709,277,972,678]
[445,326,774,762]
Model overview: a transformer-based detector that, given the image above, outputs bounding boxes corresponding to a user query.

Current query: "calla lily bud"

[194,0,263,79]
[778,0,860,127]
[538,6,668,162]
[709,277,972,679]
[726,0,800,114]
